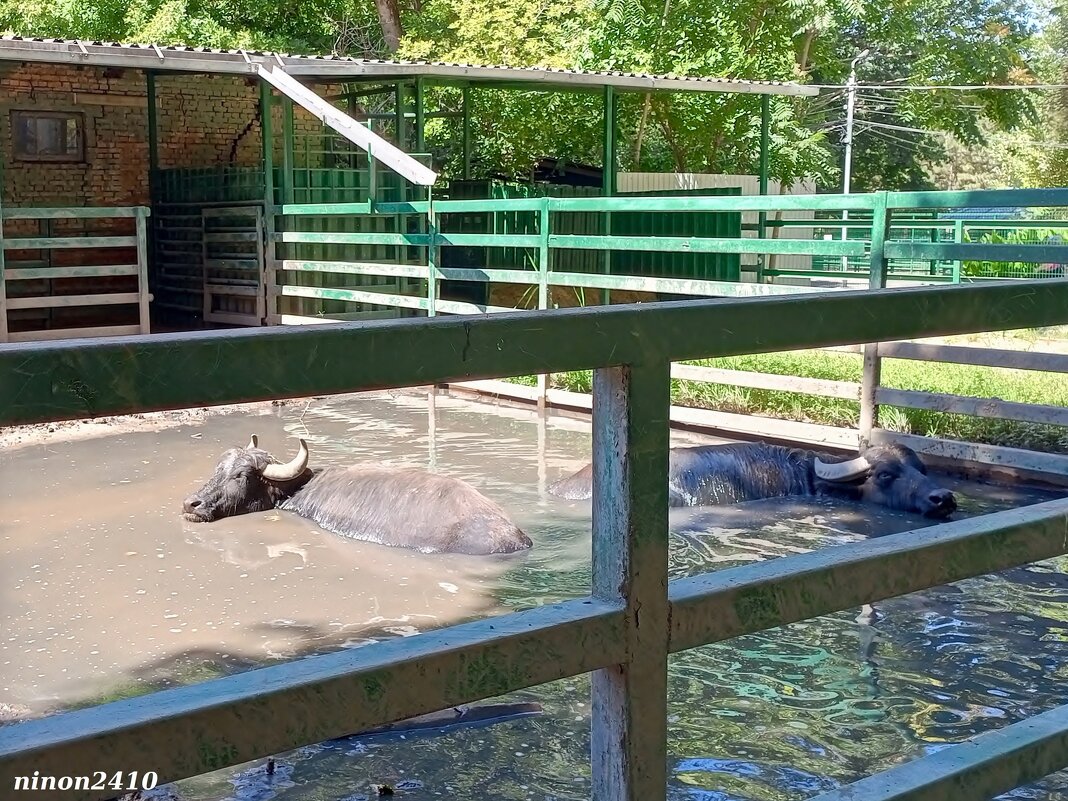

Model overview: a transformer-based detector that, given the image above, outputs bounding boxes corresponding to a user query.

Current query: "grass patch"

[505,349,1068,453]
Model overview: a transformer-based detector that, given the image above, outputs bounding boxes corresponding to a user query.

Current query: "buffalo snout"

[923,488,957,518]
[183,494,209,521]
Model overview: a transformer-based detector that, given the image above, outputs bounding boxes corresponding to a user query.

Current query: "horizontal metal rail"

[4,281,1067,425]
[885,242,1068,263]
[668,498,1068,651]
[0,599,626,797]
[880,341,1068,372]
[808,700,1068,801]
[547,233,866,257]
[671,363,861,400]
[1,235,137,250]
[0,206,150,220]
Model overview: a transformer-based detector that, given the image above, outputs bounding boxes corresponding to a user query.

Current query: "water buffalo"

[549,442,957,519]
[183,436,532,555]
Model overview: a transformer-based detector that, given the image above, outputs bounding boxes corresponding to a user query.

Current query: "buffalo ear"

[247,435,259,450]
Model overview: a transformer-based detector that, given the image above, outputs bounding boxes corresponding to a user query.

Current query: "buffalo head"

[183,435,312,523]
[813,443,956,519]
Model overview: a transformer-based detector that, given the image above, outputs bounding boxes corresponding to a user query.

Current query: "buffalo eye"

[874,470,896,485]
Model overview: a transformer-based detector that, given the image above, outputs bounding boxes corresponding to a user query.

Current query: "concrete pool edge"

[442,379,1068,493]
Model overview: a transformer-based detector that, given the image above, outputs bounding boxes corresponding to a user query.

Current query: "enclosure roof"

[0,36,819,97]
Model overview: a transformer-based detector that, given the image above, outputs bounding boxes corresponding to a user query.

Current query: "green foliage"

[0,0,382,54]
[0,0,1053,190]
[960,227,1068,278]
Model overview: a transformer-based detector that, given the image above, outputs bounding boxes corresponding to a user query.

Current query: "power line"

[861,119,944,135]
[811,82,1068,91]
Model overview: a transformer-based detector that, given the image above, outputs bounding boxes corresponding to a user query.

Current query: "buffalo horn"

[262,438,310,481]
[247,435,259,450]
[814,455,871,482]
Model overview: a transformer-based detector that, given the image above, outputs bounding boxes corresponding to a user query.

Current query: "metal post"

[260,80,277,325]
[135,209,151,334]
[756,94,770,282]
[281,98,295,205]
[841,49,870,270]
[145,71,160,318]
[146,72,159,200]
[591,359,670,801]
[395,82,408,149]
[0,175,7,343]
[366,127,377,204]
[462,87,472,180]
[394,82,409,267]
[952,219,964,283]
[603,85,617,197]
[602,85,616,305]
[536,199,551,408]
[859,193,891,446]
[427,192,437,317]
[414,77,426,154]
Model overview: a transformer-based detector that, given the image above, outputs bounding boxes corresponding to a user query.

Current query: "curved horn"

[262,438,310,482]
[814,454,871,482]
[247,435,259,450]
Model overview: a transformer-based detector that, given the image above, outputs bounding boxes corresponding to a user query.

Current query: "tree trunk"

[633,0,674,166]
[796,28,817,76]
[374,0,404,52]
[634,95,654,166]
[654,100,687,172]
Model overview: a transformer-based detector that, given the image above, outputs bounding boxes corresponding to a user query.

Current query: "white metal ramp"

[257,64,438,187]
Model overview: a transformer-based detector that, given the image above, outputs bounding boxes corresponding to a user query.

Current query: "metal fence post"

[135,208,151,334]
[591,359,671,801]
[427,192,438,318]
[0,190,7,343]
[859,192,891,447]
[537,199,551,408]
[260,80,278,325]
[952,218,964,283]
[756,94,771,283]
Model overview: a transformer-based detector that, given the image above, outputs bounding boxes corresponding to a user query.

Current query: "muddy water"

[2,391,1068,801]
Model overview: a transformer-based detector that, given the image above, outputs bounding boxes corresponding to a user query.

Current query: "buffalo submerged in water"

[183,436,533,555]
[549,442,958,519]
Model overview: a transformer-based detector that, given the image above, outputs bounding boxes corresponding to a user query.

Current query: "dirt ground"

[0,401,289,451]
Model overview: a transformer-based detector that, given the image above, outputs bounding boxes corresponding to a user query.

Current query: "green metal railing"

[2,280,1068,801]
[796,210,1068,283]
[271,188,1068,320]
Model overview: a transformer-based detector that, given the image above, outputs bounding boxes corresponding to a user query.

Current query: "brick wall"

[0,62,334,211]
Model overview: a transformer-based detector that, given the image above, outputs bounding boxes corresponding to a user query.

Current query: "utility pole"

[841,49,870,269]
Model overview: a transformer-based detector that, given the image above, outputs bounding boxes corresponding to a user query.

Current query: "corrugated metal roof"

[0,36,819,97]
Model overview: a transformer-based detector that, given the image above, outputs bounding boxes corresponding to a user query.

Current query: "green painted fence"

[2,280,1068,801]
[442,180,742,284]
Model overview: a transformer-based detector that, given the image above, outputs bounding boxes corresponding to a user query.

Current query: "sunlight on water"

[1,389,1066,801]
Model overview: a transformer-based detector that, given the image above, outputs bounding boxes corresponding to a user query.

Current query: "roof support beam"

[257,65,437,187]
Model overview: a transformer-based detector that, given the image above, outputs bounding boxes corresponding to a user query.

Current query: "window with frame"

[11,111,85,162]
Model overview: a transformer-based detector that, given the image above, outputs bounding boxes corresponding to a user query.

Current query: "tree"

[1031,3,1068,186]
[0,0,1049,190]
[800,0,1042,191]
